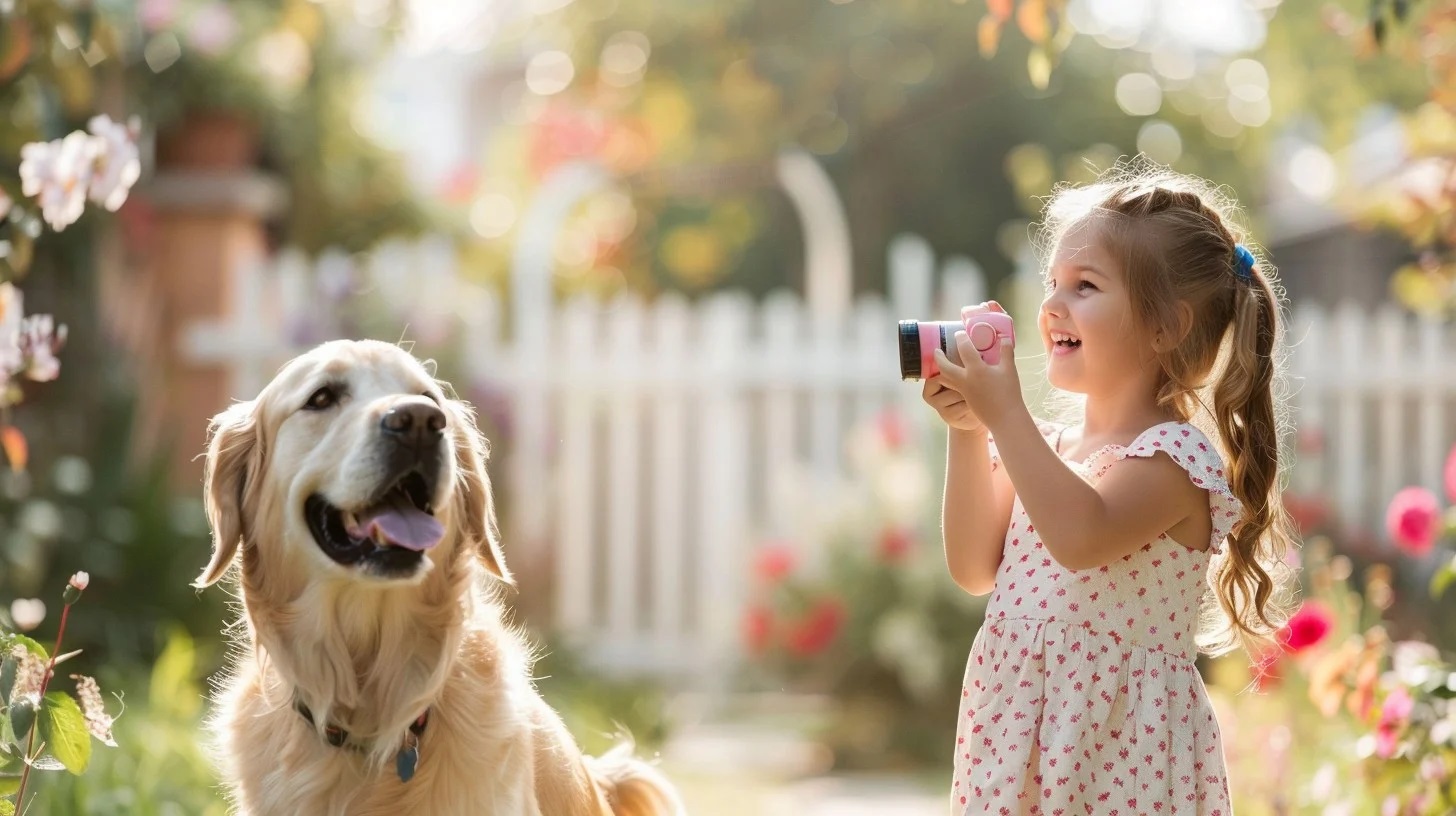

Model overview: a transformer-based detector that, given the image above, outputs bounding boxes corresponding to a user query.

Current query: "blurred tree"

[460,0,1275,303]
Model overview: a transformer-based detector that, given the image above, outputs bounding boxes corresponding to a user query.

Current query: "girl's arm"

[941,427,1016,595]
[988,410,1205,570]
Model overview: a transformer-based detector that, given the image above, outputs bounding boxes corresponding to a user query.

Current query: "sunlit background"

[2,0,1456,813]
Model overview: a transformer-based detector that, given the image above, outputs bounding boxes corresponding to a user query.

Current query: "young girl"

[923,162,1295,815]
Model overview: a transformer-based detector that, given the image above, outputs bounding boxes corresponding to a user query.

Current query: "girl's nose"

[1040,292,1066,319]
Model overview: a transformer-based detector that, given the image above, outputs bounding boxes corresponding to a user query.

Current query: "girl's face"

[1037,222,1154,395]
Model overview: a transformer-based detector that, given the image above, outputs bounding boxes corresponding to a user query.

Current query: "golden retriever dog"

[194,339,684,816]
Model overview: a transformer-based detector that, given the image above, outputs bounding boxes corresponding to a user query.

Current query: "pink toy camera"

[898,311,1015,381]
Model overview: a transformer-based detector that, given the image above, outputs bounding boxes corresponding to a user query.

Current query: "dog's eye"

[304,386,339,411]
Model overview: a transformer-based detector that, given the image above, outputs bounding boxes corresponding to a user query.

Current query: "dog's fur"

[195,339,684,816]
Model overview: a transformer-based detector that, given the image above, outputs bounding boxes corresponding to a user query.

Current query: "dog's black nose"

[381,400,447,447]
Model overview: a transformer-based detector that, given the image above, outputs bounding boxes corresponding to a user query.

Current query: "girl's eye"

[304,386,339,411]
[1077,280,1099,292]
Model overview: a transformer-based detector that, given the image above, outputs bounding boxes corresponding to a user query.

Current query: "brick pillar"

[134,112,287,490]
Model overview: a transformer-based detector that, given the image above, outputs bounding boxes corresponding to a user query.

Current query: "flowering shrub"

[1,573,119,816]
[1216,440,1456,814]
[738,410,987,769]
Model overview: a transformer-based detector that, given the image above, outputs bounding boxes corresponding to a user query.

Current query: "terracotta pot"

[155,110,260,170]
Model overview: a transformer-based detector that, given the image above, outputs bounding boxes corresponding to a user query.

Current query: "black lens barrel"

[898,320,921,380]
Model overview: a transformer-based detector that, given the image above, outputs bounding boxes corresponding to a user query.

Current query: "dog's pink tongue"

[348,492,444,551]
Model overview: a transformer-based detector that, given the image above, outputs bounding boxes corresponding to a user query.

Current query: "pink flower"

[1385,487,1441,556]
[1283,494,1330,536]
[1251,648,1282,691]
[784,597,846,657]
[1374,687,1414,759]
[1279,600,1334,654]
[877,526,914,563]
[741,604,773,655]
[752,543,796,585]
[877,410,908,451]
[68,571,89,591]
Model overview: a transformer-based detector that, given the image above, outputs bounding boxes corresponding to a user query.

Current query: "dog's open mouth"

[305,471,444,575]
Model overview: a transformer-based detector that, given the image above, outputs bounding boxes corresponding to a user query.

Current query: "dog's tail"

[586,743,686,816]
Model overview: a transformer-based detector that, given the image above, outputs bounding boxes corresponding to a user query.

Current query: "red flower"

[1251,648,1283,691]
[784,597,846,657]
[1375,687,1414,759]
[1283,494,1330,536]
[1386,487,1441,556]
[877,410,908,451]
[742,604,774,655]
[1278,600,1334,654]
[752,543,796,584]
[877,526,914,563]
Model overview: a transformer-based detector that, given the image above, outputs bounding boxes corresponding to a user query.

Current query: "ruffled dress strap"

[1097,421,1244,553]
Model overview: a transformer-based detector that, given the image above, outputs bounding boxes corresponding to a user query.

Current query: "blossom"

[186,2,239,56]
[1279,600,1334,654]
[1385,487,1441,556]
[1283,494,1330,536]
[1374,687,1414,759]
[69,674,117,746]
[1250,647,1282,691]
[19,313,67,382]
[784,597,846,657]
[69,571,90,591]
[742,604,773,655]
[138,0,179,31]
[86,115,142,212]
[9,597,45,631]
[877,526,914,563]
[6,644,46,703]
[752,542,796,585]
[19,130,95,231]
[876,410,908,451]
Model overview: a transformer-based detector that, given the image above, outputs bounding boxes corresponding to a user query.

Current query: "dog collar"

[295,701,429,783]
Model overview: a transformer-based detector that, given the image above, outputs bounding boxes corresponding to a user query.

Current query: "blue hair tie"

[1232,244,1256,282]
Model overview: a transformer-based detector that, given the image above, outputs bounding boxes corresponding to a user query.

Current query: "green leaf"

[8,697,34,742]
[39,692,89,774]
[0,796,14,816]
[0,775,16,795]
[1431,554,1456,599]
[0,655,13,706]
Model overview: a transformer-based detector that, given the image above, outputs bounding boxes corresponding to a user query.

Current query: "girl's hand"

[933,300,1024,432]
[921,375,985,434]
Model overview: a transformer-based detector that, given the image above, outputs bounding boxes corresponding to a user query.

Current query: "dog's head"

[194,339,510,589]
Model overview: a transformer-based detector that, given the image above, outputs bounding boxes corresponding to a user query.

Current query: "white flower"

[69,674,116,747]
[9,598,45,631]
[19,131,96,231]
[19,313,67,383]
[0,283,24,385]
[7,644,46,702]
[186,2,239,56]
[68,571,90,591]
[86,115,142,212]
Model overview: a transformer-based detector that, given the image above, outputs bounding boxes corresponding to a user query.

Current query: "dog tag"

[396,733,419,783]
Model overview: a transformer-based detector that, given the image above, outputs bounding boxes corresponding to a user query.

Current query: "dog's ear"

[449,400,513,585]
[195,400,263,588]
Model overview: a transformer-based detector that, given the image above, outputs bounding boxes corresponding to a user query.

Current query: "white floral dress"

[951,421,1241,816]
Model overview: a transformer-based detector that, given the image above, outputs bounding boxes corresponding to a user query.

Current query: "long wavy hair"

[1034,157,1297,657]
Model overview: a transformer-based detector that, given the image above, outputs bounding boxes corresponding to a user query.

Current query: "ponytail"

[1203,262,1296,656]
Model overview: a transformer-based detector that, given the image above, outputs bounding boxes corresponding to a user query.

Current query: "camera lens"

[898,320,922,380]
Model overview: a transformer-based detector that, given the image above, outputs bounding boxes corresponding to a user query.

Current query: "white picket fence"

[1286,301,1456,535]
[183,234,1456,684]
